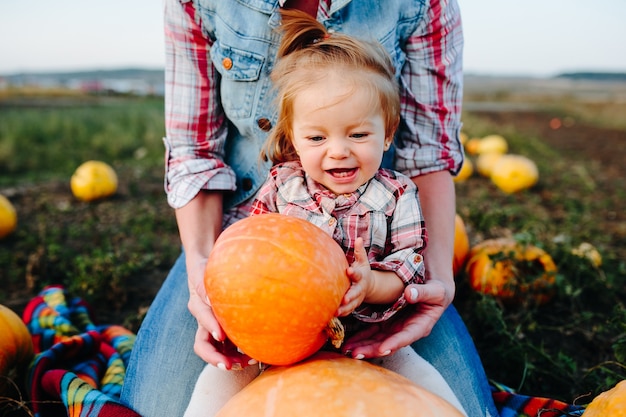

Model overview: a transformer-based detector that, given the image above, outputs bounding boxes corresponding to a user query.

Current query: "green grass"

[0,91,179,328]
[0,88,624,408]
[455,111,626,401]
[0,94,165,185]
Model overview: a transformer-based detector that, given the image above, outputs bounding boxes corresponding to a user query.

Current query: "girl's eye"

[351,133,368,139]
[308,136,324,142]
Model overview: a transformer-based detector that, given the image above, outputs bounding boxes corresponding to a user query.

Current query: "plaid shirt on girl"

[251,161,427,323]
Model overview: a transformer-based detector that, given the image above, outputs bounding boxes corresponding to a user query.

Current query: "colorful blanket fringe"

[21,286,586,417]
[491,382,584,417]
[23,285,139,417]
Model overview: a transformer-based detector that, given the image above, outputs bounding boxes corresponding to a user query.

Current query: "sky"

[1,0,625,77]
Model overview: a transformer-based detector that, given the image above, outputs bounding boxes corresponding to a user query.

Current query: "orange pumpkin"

[0,304,34,395]
[453,214,470,277]
[204,213,350,365]
[466,238,557,305]
[583,379,626,417]
[216,352,464,417]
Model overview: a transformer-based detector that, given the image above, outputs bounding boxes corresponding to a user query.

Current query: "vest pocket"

[211,43,265,119]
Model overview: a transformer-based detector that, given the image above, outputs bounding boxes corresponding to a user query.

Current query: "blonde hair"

[262,9,400,165]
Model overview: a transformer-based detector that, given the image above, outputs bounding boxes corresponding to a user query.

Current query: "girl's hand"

[337,237,373,317]
[342,276,451,359]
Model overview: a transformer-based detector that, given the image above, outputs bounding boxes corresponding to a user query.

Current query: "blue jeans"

[121,252,498,416]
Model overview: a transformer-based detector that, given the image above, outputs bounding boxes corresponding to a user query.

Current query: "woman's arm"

[412,170,456,308]
[164,0,248,369]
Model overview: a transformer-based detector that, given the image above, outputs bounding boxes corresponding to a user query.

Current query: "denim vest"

[191,0,427,209]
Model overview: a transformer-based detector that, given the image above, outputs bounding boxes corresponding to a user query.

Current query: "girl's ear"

[383,137,393,151]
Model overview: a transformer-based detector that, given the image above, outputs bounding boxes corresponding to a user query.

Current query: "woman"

[121,1,498,416]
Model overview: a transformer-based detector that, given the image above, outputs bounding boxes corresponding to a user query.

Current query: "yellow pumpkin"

[70,160,118,202]
[466,238,557,305]
[459,131,469,146]
[0,194,17,239]
[583,379,626,417]
[0,304,34,396]
[477,134,508,155]
[476,152,504,178]
[453,158,474,182]
[216,352,464,417]
[453,214,470,276]
[571,242,602,268]
[490,154,539,193]
[205,213,350,365]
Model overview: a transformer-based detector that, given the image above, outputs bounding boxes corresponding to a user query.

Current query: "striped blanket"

[22,286,585,417]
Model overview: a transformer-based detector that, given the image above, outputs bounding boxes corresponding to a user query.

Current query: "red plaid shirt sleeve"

[395,0,464,178]
[163,0,236,209]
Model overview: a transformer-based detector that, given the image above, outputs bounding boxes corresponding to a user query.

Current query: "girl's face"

[290,73,392,195]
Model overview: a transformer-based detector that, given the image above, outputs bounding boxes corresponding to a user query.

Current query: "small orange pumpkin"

[453,214,470,277]
[216,352,464,417]
[583,379,626,417]
[204,213,350,365]
[0,304,34,395]
[465,238,557,305]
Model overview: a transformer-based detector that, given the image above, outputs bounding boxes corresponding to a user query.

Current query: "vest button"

[242,177,253,191]
[257,118,272,131]
[222,57,233,70]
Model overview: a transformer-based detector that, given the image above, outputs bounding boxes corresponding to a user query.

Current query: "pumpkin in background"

[572,242,602,268]
[70,160,118,202]
[459,131,468,146]
[464,137,482,155]
[204,213,350,365]
[476,152,504,178]
[0,304,34,396]
[453,158,474,183]
[215,352,464,417]
[477,134,508,155]
[0,194,17,239]
[490,154,539,194]
[466,238,557,305]
[583,379,626,416]
[453,214,470,276]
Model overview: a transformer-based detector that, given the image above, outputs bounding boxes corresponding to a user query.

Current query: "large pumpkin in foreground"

[466,238,557,305]
[216,352,464,417]
[0,304,34,395]
[205,214,350,365]
[583,379,626,416]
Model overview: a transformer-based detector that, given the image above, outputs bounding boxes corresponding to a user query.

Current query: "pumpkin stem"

[325,317,345,349]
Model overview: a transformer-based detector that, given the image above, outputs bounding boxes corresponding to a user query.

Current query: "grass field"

[0,81,624,412]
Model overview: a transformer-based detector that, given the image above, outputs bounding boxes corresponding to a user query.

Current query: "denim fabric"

[121,253,205,416]
[413,305,499,417]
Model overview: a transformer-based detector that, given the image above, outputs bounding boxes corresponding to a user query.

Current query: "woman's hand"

[341,276,451,359]
[187,255,255,370]
[176,191,255,370]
